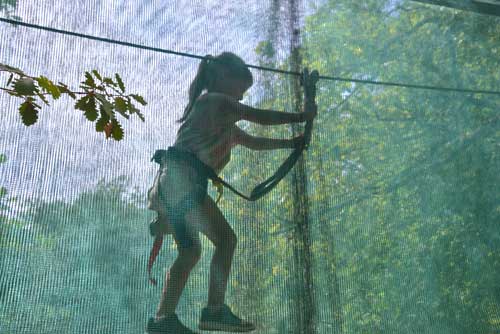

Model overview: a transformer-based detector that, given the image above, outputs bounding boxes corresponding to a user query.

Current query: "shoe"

[146,313,198,334]
[199,304,255,332]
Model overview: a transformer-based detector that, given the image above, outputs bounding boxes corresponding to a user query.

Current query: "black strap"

[249,69,319,200]
[152,147,256,200]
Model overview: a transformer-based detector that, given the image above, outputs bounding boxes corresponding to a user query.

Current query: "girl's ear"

[204,60,221,90]
[205,70,216,90]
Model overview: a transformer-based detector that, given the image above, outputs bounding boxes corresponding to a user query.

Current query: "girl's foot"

[146,313,198,334]
[199,304,255,332]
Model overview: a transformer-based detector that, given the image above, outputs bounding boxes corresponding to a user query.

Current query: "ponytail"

[177,52,253,124]
[177,55,213,123]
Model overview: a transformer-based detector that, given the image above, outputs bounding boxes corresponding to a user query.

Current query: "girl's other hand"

[291,133,306,149]
[302,101,317,121]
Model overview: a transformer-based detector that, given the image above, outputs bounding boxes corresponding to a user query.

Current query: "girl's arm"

[203,92,316,126]
[233,126,303,151]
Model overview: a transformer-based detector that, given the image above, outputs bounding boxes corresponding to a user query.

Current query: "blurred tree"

[0,0,21,20]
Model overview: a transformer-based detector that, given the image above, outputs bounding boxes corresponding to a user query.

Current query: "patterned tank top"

[173,97,238,174]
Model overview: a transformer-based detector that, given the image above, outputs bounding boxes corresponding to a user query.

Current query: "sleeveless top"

[173,95,239,174]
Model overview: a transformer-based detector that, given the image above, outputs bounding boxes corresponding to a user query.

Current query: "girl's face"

[213,73,251,101]
[227,78,251,101]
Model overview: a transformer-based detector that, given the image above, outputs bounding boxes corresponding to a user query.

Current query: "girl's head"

[178,52,253,123]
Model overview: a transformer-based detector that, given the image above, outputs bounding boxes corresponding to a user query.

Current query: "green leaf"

[135,109,145,122]
[75,94,98,121]
[126,97,137,113]
[36,76,61,99]
[114,97,128,113]
[84,109,98,121]
[83,96,98,121]
[255,40,276,58]
[103,77,115,86]
[66,90,76,99]
[95,94,114,117]
[130,94,147,105]
[36,91,50,106]
[115,73,125,92]
[6,73,14,86]
[19,100,39,126]
[36,76,51,90]
[57,82,77,99]
[95,108,110,132]
[0,63,24,75]
[0,154,7,164]
[6,90,20,97]
[111,119,124,141]
[84,71,96,88]
[92,70,102,81]
[0,187,7,198]
[14,77,37,95]
[75,95,91,111]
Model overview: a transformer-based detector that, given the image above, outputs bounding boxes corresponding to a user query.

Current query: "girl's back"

[174,93,237,174]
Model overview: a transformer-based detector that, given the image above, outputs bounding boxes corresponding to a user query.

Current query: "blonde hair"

[178,52,253,123]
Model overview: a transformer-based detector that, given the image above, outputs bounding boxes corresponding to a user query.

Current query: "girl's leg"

[156,235,201,318]
[186,195,237,308]
[155,163,202,319]
[188,196,255,332]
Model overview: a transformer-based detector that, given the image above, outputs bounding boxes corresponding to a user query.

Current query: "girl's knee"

[229,232,237,250]
[220,231,237,253]
[178,244,202,267]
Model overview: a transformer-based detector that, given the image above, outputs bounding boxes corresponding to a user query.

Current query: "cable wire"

[1,17,500,96]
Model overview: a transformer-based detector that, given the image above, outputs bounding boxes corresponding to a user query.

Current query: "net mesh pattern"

[1,1,499,333]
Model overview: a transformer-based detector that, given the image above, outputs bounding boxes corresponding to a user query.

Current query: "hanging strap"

[147,235,164,285]
[250,68,319,200]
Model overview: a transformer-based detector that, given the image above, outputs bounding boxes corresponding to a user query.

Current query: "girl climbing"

[146,52,317,334]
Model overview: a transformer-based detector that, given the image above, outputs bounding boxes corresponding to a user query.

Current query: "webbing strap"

[147,236,163,285]
[250,69,319,200]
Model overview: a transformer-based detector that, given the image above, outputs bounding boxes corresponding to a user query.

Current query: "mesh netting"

[1,1,499,333]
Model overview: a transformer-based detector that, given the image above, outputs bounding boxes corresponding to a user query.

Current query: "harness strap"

[152,147,255,201]
[147,235,163,285]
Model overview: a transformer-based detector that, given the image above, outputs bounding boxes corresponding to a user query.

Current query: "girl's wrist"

[290,136,304,149]
[297,112,306,123]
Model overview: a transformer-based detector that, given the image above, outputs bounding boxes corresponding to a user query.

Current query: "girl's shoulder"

[193,92,236,114]
[192,92,243,126]
[187,93,225,124]
[196,92,231,105]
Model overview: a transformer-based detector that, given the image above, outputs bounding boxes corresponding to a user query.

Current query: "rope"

[2,17,500,96]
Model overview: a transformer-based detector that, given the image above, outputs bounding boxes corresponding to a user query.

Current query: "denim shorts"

[155,147,212,248]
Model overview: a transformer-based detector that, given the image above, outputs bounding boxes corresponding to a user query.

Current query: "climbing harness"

[212,179,224,205]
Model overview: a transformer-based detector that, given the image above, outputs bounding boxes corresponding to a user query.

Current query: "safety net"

[1,1,499,333]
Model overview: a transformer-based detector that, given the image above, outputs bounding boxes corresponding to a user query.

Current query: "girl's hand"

[291,133,306,149]
[302,101,318,122]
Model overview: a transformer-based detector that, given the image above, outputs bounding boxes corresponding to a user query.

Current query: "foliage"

[295,1,500,332]
[229,1,500,332]
[0,177,156,333]
[0,0,21,20]
[1,64,147,140]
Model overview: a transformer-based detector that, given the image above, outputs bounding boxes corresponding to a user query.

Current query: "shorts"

[148,147,211,248]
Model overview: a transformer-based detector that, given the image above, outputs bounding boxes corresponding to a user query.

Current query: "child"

[146,52,317,334]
